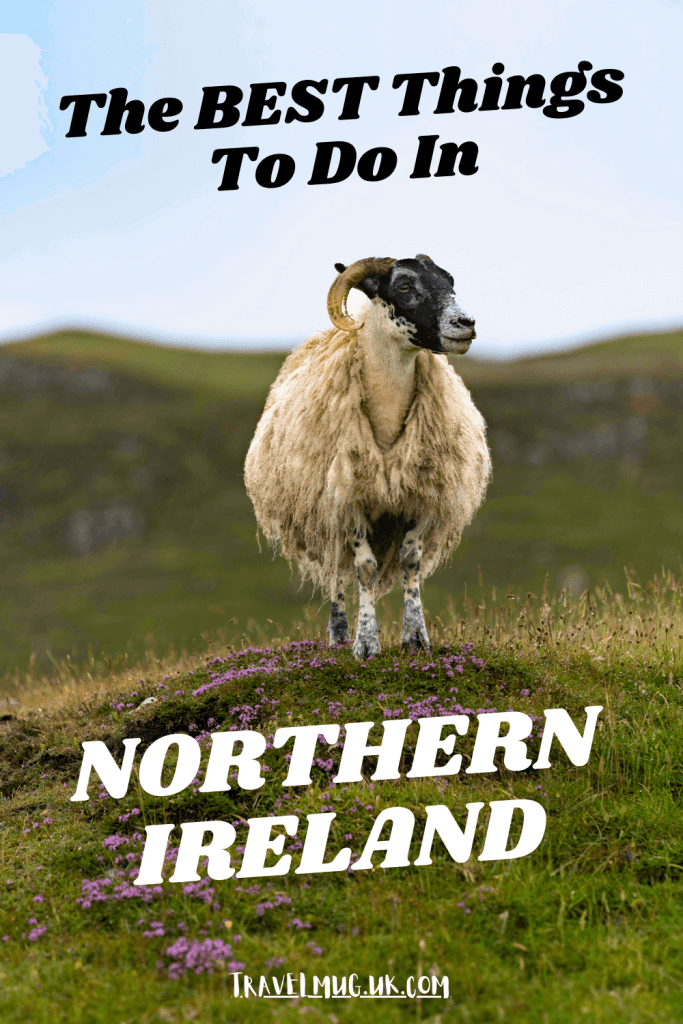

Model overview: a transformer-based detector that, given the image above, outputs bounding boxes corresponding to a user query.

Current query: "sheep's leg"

[352,527,381,660]
[328,580,350,644]
[400,526,430,651]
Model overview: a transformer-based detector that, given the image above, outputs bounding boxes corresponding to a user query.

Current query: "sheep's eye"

[397,284,411,292]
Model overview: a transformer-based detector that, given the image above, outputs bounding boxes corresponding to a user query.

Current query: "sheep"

[244,254,491,659]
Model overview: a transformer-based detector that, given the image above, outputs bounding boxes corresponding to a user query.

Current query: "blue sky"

[1,0,681,356]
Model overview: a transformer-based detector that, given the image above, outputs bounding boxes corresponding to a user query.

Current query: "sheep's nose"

[458,317,475,328]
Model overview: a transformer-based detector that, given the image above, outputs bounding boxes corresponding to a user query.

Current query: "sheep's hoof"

[352,632,381,660]
[401,626,430,651]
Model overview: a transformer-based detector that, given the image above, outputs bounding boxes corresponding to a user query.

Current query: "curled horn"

[327,257,396,331]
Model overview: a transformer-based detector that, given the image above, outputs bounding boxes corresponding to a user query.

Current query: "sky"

[0,0,681,357]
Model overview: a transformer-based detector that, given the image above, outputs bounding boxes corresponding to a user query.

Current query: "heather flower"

[161,936,244,979]
[182,878,215,904]
[103,834,130,851]
[117,808,141,823]
[143,922,165,938]
[255,894,291,917]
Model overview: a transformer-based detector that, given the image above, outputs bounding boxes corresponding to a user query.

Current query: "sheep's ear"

[334,262,347,274]
[356,275,380,299]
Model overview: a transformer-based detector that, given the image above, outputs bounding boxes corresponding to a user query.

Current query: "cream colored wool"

[244,323,491,600]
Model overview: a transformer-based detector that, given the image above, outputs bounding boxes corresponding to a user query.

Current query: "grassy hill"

[1,326,682,683]
[0,580,682,1022]
[2,328,683,1021]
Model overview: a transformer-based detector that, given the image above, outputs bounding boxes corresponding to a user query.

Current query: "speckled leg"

[351,526,380,660]
[328,580,350,643]
[400,527,430,650]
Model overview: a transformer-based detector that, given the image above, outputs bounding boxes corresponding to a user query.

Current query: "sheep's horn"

[327,257,396,331]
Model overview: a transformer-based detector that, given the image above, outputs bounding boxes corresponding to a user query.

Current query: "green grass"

[1,574,683,1022]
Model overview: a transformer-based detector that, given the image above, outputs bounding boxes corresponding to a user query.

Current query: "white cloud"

[0,34,49,177]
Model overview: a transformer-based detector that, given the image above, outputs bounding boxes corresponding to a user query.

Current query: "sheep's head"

[328,254,476,354]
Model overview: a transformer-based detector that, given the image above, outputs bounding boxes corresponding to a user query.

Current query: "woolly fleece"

[244,326,491,599]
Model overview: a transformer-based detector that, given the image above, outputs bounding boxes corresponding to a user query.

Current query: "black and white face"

[357,254,476,354]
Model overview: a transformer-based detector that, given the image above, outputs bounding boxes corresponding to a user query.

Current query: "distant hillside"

[5,324,683,389]
[1,327,682,680]
[458,326,683,385]
[1,331,289,402]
